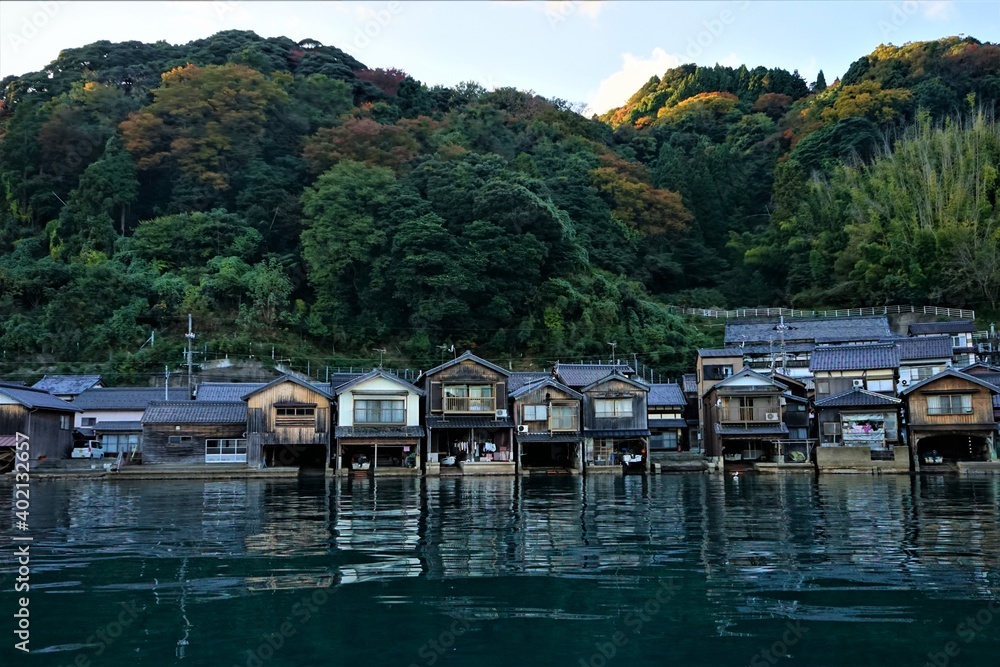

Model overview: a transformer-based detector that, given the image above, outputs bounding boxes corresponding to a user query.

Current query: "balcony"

[719,404,781,423]
[443,396,496,413]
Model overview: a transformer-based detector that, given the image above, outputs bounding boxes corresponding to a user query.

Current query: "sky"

[1,0,998,114]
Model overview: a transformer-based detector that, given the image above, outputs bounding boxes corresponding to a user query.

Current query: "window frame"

[595,398,633,419]
[353,398,406,425]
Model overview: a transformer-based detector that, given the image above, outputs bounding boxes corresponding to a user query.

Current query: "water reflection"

[4,474,1000,666]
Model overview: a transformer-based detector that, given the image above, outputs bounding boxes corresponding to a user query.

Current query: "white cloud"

[716,52,742,68]
[585,47,680,116]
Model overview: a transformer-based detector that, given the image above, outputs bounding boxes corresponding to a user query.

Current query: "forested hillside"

[1,32,997,380]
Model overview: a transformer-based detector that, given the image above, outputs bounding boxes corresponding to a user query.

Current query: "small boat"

[441,456,457,466]
[351,456,371,471]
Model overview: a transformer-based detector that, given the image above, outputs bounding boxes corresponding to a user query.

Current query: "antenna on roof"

[373,348,386,368]
[608,341,617,360]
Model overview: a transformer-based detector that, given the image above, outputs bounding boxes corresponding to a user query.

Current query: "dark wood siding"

[1,406,74,461]
[582,379,648,432]
[143,423,246,464]
[425,360,507,415]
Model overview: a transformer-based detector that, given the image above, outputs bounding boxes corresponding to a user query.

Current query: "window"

[927,394,973,415]
[822,422,841,435]
[789,427,808,440]
[867,379,894,392]
[59,414,71,430]
[81,417,97,427]
[549,405,577,431]
[815,380,830,395]
[704,365,733,380]
[354,399,405,424]
[168,436,193,444]
[595,398,632,418]
[275,406,315,426]
[951,335,965,348]
[443,385,494,412]
[650,432,678,450]
[206,438,247,463]
[524,405,547,421]
[101,433,140,455]
[913,367,935,381]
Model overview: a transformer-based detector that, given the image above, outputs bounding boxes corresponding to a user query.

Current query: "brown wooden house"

[140,401,247,465]
[242,376,334,468]
[701,368,789,470]
[419,351,513,475]
[579,371,650,473]
[510,376,582,473]
[0,382,81,464]
[900,368,999,469]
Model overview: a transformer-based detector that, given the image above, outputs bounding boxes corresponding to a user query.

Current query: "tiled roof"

[648,384,685,406]
[329,373,365,389]
[509,377,583,400]
[716,423,789,436]
[93,420,142,433]
[421,351,510,379]
[0,383,82,412]
[809,343,900,372]
[649,418,688,428]
[508,372,551,392]
[333,369,422,396]
[682,374,698,394]
[31,374,102,396]
[75,387,189,410]
[240,375,333,400]
[909,320,977,335]
[725,316,892,345]
[196,383,266,402]
[814,387,901,408]
[142,401,246,424]
[554,363,634,388]
[583,429,651,438]
[334,425,424,438]
[517,433,582,443]
[892,335,953,361]
[581,370,648,393]
[426,416,512,429]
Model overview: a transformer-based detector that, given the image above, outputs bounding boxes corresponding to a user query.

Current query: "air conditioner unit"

[495,409,509,419]
[765,412,779,421]
[517,425,530,434]
[852,379,864,388]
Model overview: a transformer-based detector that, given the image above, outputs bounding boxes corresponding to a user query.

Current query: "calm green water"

[2,474,1000,667]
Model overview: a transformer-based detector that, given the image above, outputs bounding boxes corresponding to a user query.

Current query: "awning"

[0,435,17,447]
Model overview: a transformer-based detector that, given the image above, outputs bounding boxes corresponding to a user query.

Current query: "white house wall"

[338,377,421,427]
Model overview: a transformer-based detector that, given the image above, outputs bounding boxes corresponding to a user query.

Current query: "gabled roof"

[420,351,510,380]
[908,320,977,335]
[710,367,787,392]
[240,375,334,401]
[196,382,267,402]
[725,315,892,345]
[898,368,1000,396]
[581,370,649,393]
[891,335,953,361]
[810,343,900,372]
[508,371,551,392]
[333,369,423,396]
[961,362,1000,375]
[31,374,103,396]
[509,376,582,400]
[0,382,83,412]
[75,387,189,410]
[681,374,698,394]
[329,372,365,389]
[814,387,901,408]
[555,362,634,388]
[142,401,247,424]
[648,384,686,406]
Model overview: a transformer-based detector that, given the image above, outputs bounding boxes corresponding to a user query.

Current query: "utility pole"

[374,348,386,368]
[185,314,195,396]
[608,341,617,363]
[164,365,170,400]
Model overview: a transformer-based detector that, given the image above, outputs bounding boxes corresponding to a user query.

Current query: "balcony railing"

[549,415,580,431]
[443,396,495,413]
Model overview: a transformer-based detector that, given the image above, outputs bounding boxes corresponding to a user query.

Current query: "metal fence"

[672,304,976,320]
